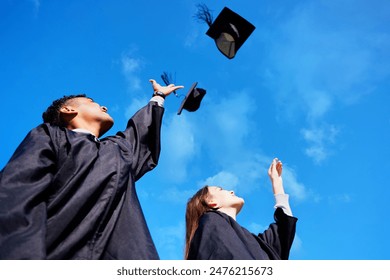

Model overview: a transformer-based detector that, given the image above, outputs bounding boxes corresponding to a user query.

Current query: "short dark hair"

[42,94,87,126]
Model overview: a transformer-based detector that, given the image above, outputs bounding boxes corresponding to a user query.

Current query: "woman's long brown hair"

[184,186,211,259]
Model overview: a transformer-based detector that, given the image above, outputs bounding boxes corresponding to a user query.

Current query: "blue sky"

[1,0,389,260]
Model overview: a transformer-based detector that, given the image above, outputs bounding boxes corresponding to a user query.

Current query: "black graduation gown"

[0,102,163,259]
[188,208,298,260]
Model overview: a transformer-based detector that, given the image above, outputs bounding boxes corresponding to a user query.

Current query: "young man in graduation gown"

[0,79,183,260]
[185,158,298,260]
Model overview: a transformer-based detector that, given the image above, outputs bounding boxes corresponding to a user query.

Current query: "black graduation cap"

[177,82,206,115]
[196,5,256,59]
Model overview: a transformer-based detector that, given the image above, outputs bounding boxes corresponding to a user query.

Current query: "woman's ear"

[207,202,218,208]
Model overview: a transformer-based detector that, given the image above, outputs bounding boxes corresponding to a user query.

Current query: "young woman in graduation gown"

[185,158,298,260]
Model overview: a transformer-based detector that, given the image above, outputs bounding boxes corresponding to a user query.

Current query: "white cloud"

[245,223,303,256]
[304,146,327,164]
[301,124,339,164]
[197,154,310,202]
[282,165,307,201]
[159,114,196,183]
[246,222,267,234]
[308,192,353,205]
[184,27,200,48]
[200,171,240,191]
[264,0,390,163]
[27,0,40,17]
[124,97,148,119]
[197,152,266,195]
[153,223,185,260]
[272,1,382,106]
[155,89,262,189]
[121,51,143,91]
[290,234,303,255]
[328,193,352,204]
[193,89,258,165]
[305,90,333,121]
[155,88,313,202]
[209,91,256,144]
[30,0,40,10]
[158,187,198,204]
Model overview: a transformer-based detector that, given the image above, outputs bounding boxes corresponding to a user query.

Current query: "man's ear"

[59,105,76,115]
[59,106,78,122]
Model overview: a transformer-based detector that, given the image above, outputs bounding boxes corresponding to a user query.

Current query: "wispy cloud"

[316,193,353,204]
[204,90,256,147]
[290,234,303,256]
[195,90,258,164]
[301,124,339,164]
[200,171,240,191]
[304,91,333,121]
[282,165,307,201]
[264,0,390,163]
[153,222,185,260]
[197,154,310,202]
[29,0,40,15]
[121,50,143,92]
[124,97,148,119]
[194,90,266,194]
[329,193,352,204]
[159,88,312,200]
[158,89,259,188]
[184,26,200,48]
[201,154,267,195]
[247,223,303,257]
[159,114,196,183]
[246,222,268,234]
[157,187,198,204]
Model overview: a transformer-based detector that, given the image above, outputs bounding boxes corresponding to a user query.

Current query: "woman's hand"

[268,158,285,195]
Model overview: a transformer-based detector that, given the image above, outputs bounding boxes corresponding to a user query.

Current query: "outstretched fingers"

[149,79,184,95]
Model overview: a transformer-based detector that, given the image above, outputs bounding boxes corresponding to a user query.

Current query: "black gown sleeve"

[0,124,57,259]
[256,207,298,259]
[115,101,164,181]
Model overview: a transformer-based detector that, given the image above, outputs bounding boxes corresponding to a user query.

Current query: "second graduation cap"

[177,82,206,115]
[199,6,256,59]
